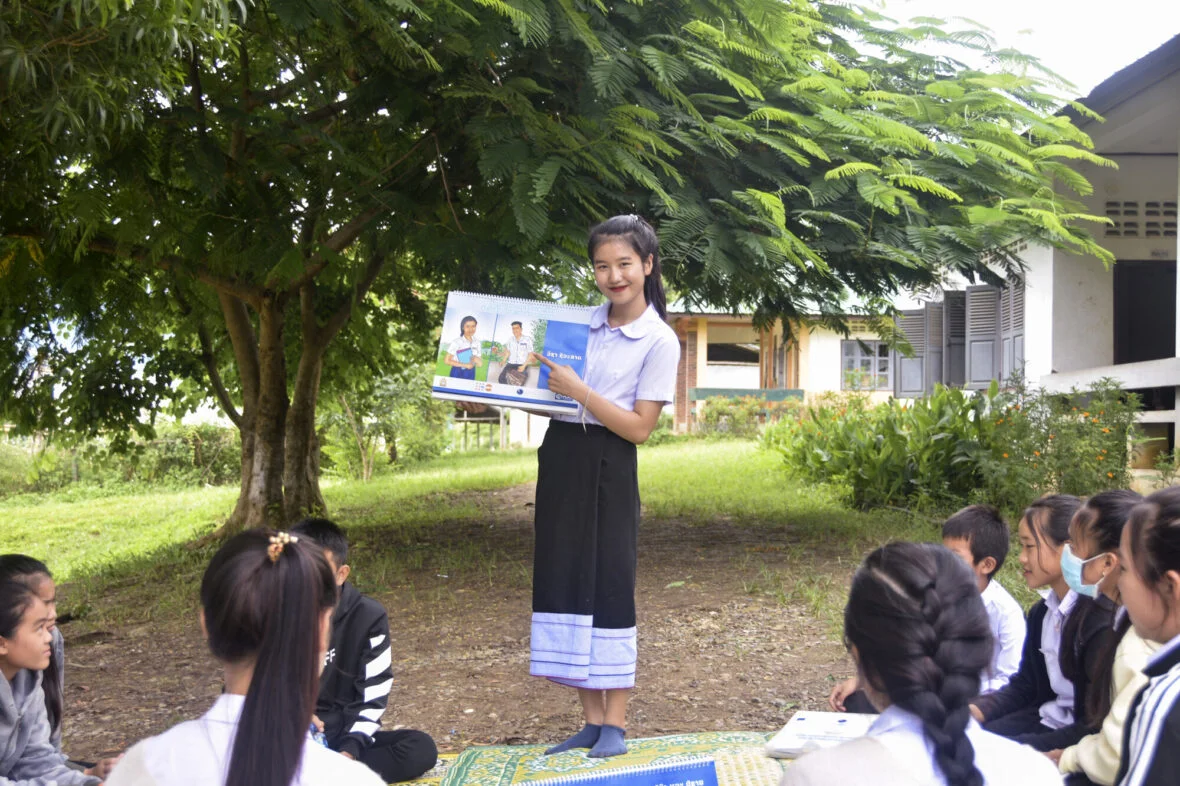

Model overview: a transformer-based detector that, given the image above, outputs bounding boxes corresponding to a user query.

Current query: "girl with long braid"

[782,542,1062,786]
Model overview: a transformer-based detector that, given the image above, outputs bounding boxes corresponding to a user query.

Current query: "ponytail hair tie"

[268,532,299,563]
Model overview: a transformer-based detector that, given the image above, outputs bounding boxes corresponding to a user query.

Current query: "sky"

[883,0,1180,97]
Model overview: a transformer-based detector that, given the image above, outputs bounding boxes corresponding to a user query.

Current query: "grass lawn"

[2,438,1040,628]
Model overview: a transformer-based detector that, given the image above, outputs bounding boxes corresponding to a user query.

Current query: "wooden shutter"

[893,309,926,398]
[965,285,1000,390]
[943,291,966,387]
[925,302,944,394]
[1000,280,1025,382]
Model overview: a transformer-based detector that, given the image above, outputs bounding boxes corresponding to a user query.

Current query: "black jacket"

[319,582,394,759]
[1115,639,1180,786]
[974,594,1115,751]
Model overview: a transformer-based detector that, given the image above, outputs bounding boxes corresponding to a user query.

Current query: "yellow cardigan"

[1059,626,1160,785]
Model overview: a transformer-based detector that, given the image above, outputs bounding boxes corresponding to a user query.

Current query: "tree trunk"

[221,296,290,533]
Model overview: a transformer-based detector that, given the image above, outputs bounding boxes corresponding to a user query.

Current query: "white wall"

[1023,243,1055,383]
[1051,253,1114,372]
[803,325,891,401]
[704,363,760,389]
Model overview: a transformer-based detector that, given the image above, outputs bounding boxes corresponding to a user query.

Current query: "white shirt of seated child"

[782,704,1064,786]
[1039,588,1078,729]
[104,693,385,786]
[980,578,1026,693]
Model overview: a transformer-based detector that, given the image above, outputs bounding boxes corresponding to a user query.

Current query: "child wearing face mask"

[970,494,1116,752]
[1051,490,1156,785]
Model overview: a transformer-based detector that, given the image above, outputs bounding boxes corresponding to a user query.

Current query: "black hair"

[1022,493,1083,569]
[0,579,41,643]
[510,321,522,328]
[587,214,667,320]
[201,530,338,786]
[1063,490,1142,725]
[1123,487,1180,653]
[289,517,349,565]
[845,542,992,786]
[942,505,1009,578]
[0,555,61,733]
[459,316,477,336]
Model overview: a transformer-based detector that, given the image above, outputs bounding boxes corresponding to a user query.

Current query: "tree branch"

[320,249,387,343]
[87,237,264,307]
[218,292,262,417]
[197,324,244,428]
[434,133,465,232]
[281,205,385,294]
[170,281,244,427]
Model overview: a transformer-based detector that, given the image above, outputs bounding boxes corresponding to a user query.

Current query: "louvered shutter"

[965,285,1000,390]
[1000,280,1025,382]
[925,302,944,394]
[943,291,966,387]
[894,309,926,398]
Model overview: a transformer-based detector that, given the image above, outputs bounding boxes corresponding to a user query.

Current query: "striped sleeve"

[1121,671,1180,786]
[337,612,394,757]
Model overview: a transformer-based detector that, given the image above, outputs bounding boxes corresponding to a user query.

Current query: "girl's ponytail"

[588,215,667,320]
[0,555,62,733]
[200,530,337,786]
[845,542,991,786]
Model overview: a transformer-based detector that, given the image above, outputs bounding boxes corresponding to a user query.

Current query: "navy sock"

[588,724,627,758]
[544,723,602,755]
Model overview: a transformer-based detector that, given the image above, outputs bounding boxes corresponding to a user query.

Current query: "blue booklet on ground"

[527,756,717,786]
[433,291,594,414]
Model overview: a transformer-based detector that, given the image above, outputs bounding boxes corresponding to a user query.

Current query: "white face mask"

[1061,544,1110,599]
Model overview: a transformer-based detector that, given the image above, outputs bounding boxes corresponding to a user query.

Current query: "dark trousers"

[354,730,438,783]
[843,690,877,714]
[983,706,1057,750]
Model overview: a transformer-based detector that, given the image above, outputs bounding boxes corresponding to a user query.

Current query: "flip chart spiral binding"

[527,756,718,786]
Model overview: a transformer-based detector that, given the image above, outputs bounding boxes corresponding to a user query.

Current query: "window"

[842,340,892,390]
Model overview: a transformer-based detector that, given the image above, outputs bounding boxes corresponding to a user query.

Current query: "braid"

[848,544,991,786]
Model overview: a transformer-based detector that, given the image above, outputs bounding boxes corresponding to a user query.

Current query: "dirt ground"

[59,483,852,761]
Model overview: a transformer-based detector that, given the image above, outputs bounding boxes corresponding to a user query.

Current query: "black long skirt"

[529,420,639,689]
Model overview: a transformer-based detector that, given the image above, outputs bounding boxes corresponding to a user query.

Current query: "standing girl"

[1051,490,1153,785]
[1,579,98,785]
[971,494,1116,751]
[1113,487,1180,786]
[105,530,384,786]
[445,316,481,380]
[782,542,1061,786]
[0,554,121,779]
[531,215,680,758]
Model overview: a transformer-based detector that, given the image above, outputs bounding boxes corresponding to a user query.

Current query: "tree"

[2,0,1114,532]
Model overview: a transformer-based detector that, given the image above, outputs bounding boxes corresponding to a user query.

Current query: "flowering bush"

[697,396,805,438]
[762,378,1140,512]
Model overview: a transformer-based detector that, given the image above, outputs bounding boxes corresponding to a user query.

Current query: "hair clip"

[268,532,299,563]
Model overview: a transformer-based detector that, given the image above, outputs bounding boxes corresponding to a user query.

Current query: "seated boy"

[290,518,438,783]
[828,505,1026,712]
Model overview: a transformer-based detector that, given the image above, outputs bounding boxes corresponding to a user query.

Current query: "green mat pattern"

[441,732,783,786]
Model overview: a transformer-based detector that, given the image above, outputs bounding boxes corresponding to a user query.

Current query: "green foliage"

[0,423,241,498]
[764,379,1141,515]
[696,395,804,439]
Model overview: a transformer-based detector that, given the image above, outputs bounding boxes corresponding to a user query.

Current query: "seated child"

[783,542,1061,786]
[105,529,384,786]
[0,554,120,779]
[971,495,1115,752]
[1050,490,1151,786]
[290,518,437,783]
[828,505,1026,712]
[0,579,99,786]
[1112,486,1180,786]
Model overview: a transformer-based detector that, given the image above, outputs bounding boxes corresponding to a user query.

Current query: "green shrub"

[697,396,804,438]
[763,378,1140,515]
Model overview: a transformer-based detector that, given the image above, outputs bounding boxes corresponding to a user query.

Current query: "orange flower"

[1102,449,1108,454]
[1097,455,1105,461]
[1083,412,1090,417]
[1034,451,1041,457]
[1049,434,1056,440]
[996,419,1004,425]
[1107,472,1114,478]
[1102,428,1111,434]
[1002,453,1009,459]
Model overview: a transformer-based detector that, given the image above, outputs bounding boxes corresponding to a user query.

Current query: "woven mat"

[405,752,459,785]
[439,732,786,786]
